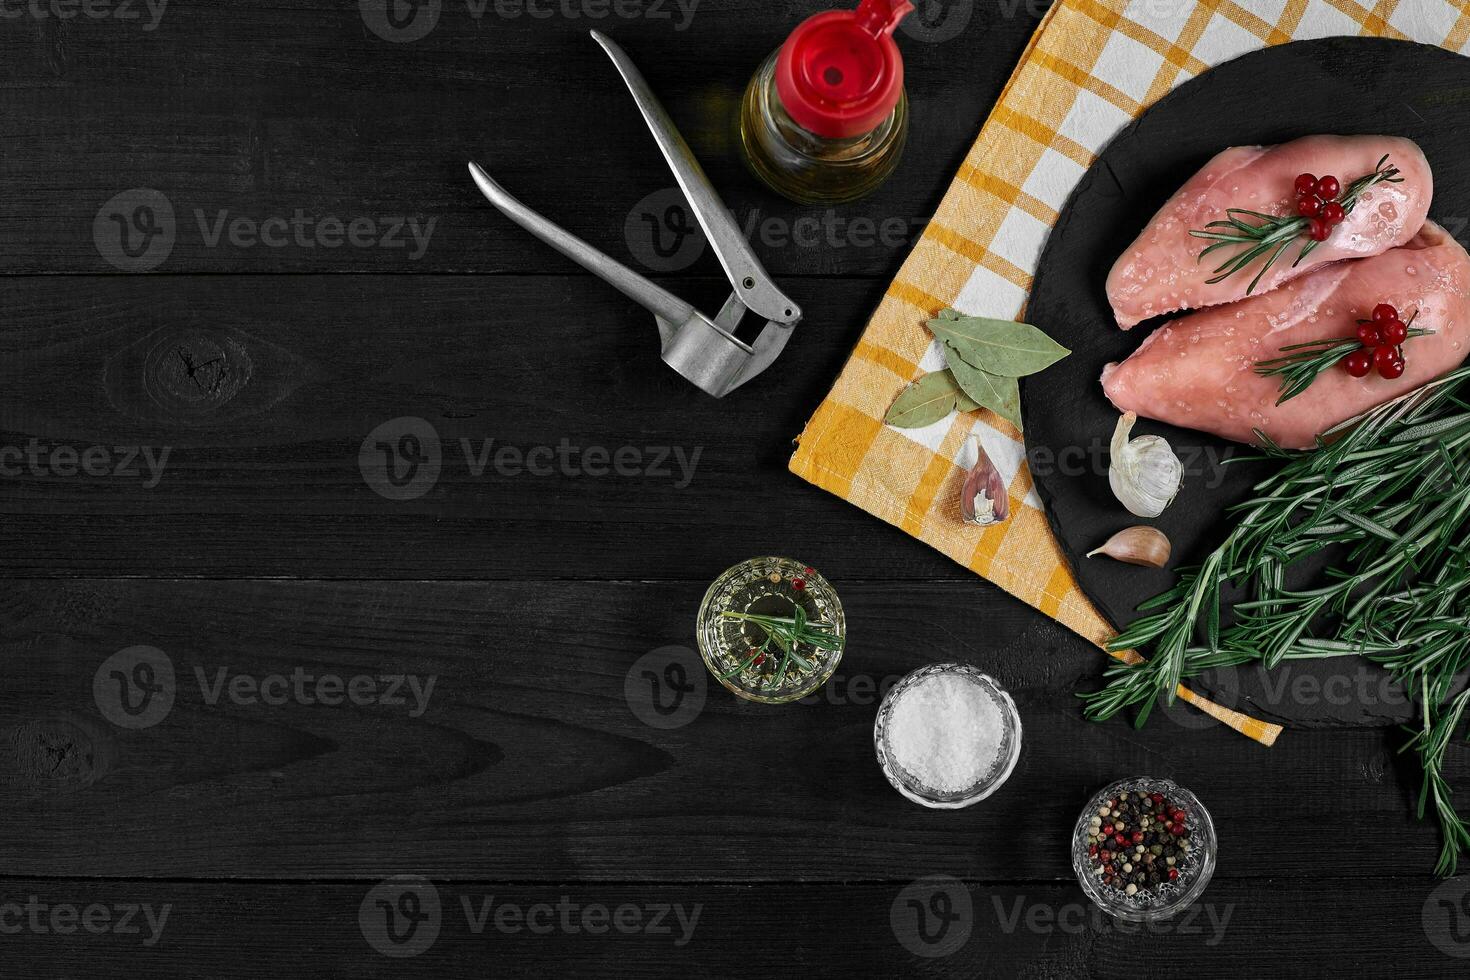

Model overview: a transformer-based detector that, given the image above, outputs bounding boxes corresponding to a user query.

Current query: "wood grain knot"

[148,331,253,413]
[0,718,112,796]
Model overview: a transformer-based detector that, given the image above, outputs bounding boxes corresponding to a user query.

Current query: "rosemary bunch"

[1080,365,1470,872]
[1189,155,1401,294]
[720,604,843,691]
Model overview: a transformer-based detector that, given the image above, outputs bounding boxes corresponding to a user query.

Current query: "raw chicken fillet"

[1107,135,1432,329]
[1101,221,1470,449]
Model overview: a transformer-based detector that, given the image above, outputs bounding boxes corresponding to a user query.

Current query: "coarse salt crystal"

[887,672,1005,794]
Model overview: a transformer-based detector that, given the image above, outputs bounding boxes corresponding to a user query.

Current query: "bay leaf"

[884,370,966,428]
[943,341,1023,430]
[928,311,1071,378]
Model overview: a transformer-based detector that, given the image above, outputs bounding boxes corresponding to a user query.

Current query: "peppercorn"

[1084,788,1193,900]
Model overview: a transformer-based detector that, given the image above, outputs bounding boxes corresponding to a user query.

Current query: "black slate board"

[1023,37,1470,728]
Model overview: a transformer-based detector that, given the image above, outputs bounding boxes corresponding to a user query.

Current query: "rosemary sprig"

[1189,154,1402,295]
[1255,310,1431,405]
[720,604,843,690]
[1080,364,1470,873]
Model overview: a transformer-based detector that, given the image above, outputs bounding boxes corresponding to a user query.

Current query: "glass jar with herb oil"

[696,557,845,703]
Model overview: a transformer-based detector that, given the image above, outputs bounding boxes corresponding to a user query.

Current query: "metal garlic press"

[467,30,802,398]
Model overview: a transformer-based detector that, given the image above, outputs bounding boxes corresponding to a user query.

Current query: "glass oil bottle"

[738,0,914,205]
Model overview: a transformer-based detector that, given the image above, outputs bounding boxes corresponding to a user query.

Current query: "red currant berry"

[1315,175,1341,200]
[1297,195,1323,217]
[1382,319,1408,345]
[1294,173,1318,196]
[1356,322,1383,347]
[1321,201,1346,225]
[1373,344,1399,369]
[1308,217,1331,241]
[1372,303,1398,323]
[1377,352,1406,380]
[1344,350,1372,377]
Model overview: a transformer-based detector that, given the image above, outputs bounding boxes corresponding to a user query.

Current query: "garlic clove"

[1086,526,1172,568]
[1108,411,1184,518]
[960,436,1009,526]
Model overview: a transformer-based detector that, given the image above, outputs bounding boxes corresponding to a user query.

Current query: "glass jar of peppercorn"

[1071,777,1217,922]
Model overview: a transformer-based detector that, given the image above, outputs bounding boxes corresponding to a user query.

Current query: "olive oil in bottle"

[737,0,913,206]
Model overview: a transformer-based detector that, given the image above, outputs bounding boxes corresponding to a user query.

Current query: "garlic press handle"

[468,162,694,333]
[591,30,801,330]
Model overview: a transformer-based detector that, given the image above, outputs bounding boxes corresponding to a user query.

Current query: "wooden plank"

[0,1,1043,277]
[0,579,1458,879]
[0,876,1460,978]
[0,274,972,579]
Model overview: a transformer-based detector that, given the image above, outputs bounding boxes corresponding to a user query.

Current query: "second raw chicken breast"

[1101,221,1470,449]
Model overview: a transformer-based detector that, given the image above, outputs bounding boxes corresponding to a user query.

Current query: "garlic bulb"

[1108,412,1182,518]
[1087,526,1171,568]
[960,436,1009,526]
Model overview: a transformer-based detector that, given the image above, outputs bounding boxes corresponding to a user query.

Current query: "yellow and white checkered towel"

[790,0,1470,746]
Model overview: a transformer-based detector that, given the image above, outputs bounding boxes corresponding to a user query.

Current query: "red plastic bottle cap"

[774,0,913,140]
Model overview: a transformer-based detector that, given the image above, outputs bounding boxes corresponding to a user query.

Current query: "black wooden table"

[3,2,1468,976]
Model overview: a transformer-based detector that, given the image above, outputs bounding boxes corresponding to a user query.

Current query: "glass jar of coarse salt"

[873,663,1022,809]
